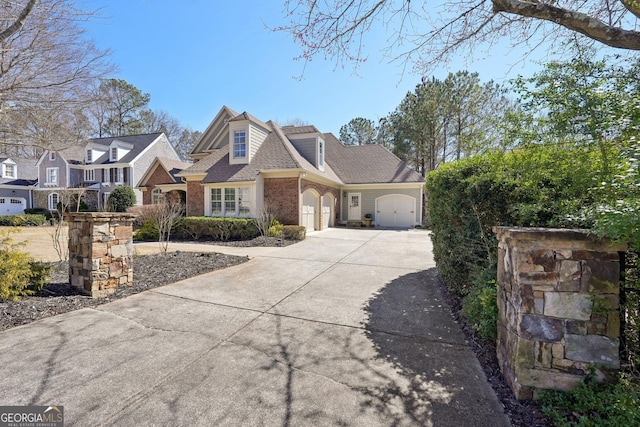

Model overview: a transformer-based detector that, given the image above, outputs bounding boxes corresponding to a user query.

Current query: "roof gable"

[190,105,239,157]
[89,132,164,165]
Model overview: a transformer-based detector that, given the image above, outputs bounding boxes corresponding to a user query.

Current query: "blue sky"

[83,1,544,136]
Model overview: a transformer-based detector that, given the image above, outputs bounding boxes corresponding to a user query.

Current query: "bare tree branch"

[493,0,640,50]
[0,0,38,42]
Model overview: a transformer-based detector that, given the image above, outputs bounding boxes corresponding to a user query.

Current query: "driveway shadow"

[361,268,509,426]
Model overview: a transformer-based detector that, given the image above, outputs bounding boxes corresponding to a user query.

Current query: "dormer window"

[233,131,246,158]
[110,147,118,161]
[3,163,15,178]
[86,149,92,163]
[318,139,325,170]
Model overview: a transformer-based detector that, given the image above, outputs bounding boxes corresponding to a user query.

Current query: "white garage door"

[302,190,318,232]
[321,194,333,229]
[0,197,26,215]
[376,195,416,228]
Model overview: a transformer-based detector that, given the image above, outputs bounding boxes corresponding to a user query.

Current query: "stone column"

[66,212,137,298]
[494,227,627,400]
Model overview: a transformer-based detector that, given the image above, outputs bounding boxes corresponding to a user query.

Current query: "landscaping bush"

[283,225,306,241]
[540,373,640,426]
[172,217,259,241]
[133,219,159,241]
[0,214,48,226]
[107,186,136,212]
[267,220,284,237]
[0,228,52,301]
[461,276,498,340]
[24,208,53,220]
[426,145,596,295]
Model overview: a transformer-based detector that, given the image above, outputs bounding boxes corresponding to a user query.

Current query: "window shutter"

[123,167,128,183]
[110,168,115,182]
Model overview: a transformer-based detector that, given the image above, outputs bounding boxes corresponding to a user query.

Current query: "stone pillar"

[66,212,137,298]
[494,227,627,400]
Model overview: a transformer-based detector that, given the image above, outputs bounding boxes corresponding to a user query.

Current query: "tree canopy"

[278,1,640,72]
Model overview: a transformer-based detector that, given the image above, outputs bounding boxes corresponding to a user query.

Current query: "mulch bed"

[439,284,552,426]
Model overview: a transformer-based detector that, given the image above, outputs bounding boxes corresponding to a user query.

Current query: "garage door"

[375,195,415,228]
[0,197,26,215]
[302,190,318,232]
[321,194,333,229]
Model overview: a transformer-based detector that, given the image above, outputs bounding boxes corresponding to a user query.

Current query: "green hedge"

[426,144,596,295]
[24,208,54,220]
[172,217,259,241]
[0,214,48,226]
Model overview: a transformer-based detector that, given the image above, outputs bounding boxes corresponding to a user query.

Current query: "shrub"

[267,220,284,237]
[172,217,259,241]
[134,220,159,241]
[540,374,640,426]
[283,225,306,241]
[107,186,137,212]
[0,214,48,226]
[24,208,53,220]
[461,275,498,340]
[426,145,596,294]
[0,229,52,301]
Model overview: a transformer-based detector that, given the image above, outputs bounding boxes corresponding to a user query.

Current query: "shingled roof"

[323,134,424,184]
[91,133,165,165]
[181,113,422,186]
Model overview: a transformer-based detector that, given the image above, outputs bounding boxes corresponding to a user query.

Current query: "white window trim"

[318,138,325,171]
[45,167,59,186]
[49,151,56,161]
[86,149,93,164]
[3,163,15,178]
[207,186,253,217]
[48,193,59,210]
[233,130,247,159]
[110,146,118,161]
[84,169,95,182]
[115,167,125,184]
[151,188,163,204]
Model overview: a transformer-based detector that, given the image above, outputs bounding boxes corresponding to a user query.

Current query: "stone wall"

[66,212,136,298]
[494,227,627,400]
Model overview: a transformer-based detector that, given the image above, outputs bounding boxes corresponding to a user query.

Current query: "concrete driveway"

[0,228,509,426]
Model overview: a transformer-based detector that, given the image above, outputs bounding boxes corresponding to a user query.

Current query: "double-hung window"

[151,188,163,204]
[115,168,125,183]
[233,131,246,158]
[4,164,14,178]
[238,187,251,215]
[46,167,59,185]
[111,147,118,161]
[224,188,236,213]
[211,188,222,215]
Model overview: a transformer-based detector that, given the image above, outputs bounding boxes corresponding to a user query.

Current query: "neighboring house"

[177,106,425,230]
[35,133,181,210]
[0,157,38,214]
[136,157,192,205]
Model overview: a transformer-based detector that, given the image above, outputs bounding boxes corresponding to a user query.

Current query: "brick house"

[176,106,424,231]
[35,133,182,211]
